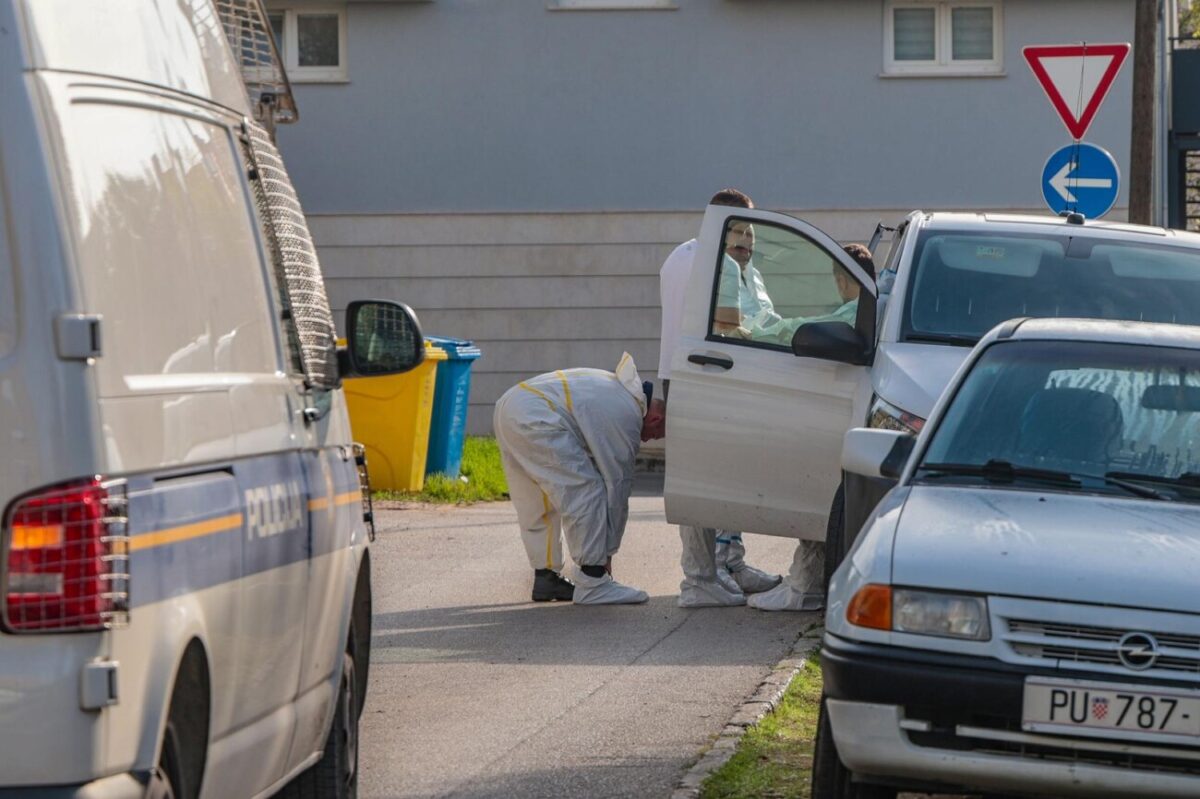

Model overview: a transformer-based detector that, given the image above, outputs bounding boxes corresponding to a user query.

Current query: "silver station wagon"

[816,318,1200,799]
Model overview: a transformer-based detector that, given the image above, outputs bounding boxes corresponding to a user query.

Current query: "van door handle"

[688,353,734,370]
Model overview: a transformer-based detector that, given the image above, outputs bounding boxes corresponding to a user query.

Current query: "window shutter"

[894,8,936,61]
[951,7,994,61]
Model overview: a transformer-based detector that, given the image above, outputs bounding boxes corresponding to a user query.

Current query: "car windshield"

[918,340,1200,501]
[901,230,1200,345]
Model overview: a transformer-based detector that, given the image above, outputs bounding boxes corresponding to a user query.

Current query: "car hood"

[892,486,1200,613]
[872,342,969,419]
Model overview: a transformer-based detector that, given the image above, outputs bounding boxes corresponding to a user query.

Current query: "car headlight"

[868,397,925,435]
[847,584,991,641]
[894,588,990,640]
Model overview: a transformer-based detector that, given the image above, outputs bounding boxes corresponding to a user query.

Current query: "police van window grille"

[243,121,338,388]
[241,128,305,377]
[213,0,298,129]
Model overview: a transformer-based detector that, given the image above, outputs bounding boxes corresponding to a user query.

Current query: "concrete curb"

[671,623,824,799]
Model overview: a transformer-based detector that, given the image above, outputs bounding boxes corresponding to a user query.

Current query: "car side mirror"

[343,300,425,378]
[842,428,915,480]
[792,321,869,365]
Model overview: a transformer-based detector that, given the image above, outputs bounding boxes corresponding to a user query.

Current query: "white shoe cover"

[715,567,741,596]
[746,583,824,612]
[730,564,783,594]
[572,569,649,605]
[678,579,746,608]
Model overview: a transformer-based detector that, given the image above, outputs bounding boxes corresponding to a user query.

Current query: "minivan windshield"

[918,340,1200,501]
[901,230,1200,345]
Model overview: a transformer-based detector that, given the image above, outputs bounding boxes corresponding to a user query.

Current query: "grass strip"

[700,656,822,799]
[374,436,510,503]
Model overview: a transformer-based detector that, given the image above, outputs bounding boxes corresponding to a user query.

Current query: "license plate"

[1023,677,1200,740]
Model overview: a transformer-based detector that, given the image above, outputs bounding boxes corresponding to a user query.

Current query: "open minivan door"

[664,205,877,540]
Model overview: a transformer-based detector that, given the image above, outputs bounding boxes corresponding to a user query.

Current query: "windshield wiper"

[919,460,1079,486]
[922,461,1170,500]
[903,333,981,347]
[1105,471,1194,499]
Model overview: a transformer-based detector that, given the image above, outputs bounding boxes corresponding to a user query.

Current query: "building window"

[267,8,347,82]
[884,1,1002,76]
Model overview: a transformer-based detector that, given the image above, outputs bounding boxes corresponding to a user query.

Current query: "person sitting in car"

[748,243,874,346]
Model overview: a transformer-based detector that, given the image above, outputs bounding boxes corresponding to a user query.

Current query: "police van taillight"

[2,478,130,633]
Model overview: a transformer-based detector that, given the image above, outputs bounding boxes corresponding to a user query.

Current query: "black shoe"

[532,569,575,602]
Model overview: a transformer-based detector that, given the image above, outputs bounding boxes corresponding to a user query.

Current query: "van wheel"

[152,642,208,799]
[145,720,184,799]
[280,652,359,799]
[823,484,846,591]
[811,696,895,799]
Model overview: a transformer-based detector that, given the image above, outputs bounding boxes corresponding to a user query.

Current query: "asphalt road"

[359,472,816,799]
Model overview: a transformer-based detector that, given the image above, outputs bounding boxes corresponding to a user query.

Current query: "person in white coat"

[495,353,665,605]
[656,188,782,608]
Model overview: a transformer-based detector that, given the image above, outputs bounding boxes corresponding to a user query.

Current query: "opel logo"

[1117,632,1160,671]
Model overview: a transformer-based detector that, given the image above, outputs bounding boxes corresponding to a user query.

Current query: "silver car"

[816,318,1200,799]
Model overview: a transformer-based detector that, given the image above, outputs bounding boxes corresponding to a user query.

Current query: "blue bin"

[425,336,482,478]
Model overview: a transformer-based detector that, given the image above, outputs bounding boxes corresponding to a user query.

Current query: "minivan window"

[901,231,1200,345]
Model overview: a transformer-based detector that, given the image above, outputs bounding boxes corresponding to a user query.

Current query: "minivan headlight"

[893,588,990,640]
[868,397,925,435]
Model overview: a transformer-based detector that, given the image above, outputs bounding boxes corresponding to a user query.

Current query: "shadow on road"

[432,761,680,799]
[371,594,807,668]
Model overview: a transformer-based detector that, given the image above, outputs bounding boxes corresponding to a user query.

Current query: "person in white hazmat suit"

[746,243,877,612]
[494,353,666,605]
[656,188,782,608]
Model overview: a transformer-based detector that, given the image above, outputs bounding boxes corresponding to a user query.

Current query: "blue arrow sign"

[1041,142,1120,219]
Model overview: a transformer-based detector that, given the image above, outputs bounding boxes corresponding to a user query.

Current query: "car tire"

[823,484,845,592]
[279,651,359,799]
[811,696,895,799]
[149,646,208,799]
[145,720,185,799]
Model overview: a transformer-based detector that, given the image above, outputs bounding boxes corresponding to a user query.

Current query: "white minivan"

[664,205,1200,578]
[0,2,420,797]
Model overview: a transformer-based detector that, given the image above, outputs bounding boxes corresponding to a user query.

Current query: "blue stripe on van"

[125,449,361,607]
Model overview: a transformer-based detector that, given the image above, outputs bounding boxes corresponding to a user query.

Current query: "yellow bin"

[342,340,447,492]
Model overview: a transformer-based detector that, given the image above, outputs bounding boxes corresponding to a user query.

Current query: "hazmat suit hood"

[614,352,647,417]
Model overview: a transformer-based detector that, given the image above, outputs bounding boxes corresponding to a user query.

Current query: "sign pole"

[1129,0,1156,224]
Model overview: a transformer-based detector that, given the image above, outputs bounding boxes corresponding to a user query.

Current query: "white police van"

[0,2,422,797]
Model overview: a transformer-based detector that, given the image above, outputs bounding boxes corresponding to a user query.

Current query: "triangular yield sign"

[1023,43,1130,140]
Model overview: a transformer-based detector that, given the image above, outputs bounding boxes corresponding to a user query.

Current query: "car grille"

[1004,619,1200,678]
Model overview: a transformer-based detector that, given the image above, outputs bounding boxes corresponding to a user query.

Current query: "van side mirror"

[842,428,915,480]
[343,300,425,378]
[792,321,869,365]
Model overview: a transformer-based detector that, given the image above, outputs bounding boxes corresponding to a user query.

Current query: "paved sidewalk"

[360,473,817,799]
